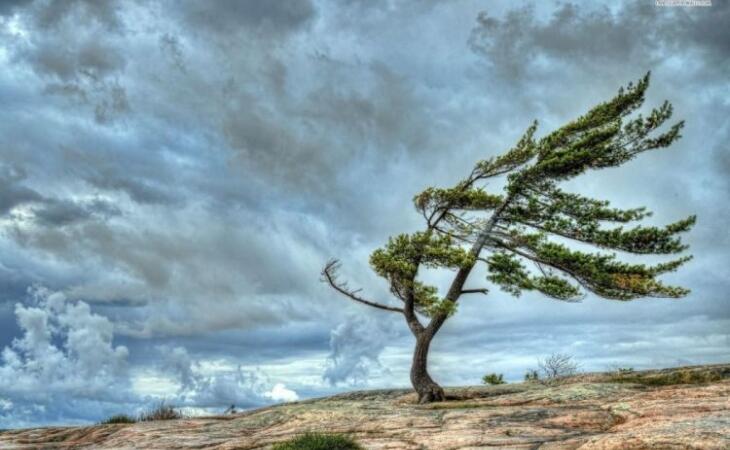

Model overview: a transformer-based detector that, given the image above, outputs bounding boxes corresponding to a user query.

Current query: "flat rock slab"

[1,364,729,449]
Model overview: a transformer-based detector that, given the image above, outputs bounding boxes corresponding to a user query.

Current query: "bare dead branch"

[321,259,404,313]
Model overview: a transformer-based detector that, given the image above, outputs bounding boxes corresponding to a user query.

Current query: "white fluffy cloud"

[0,288,300,426]
[265,383,299,403]
[0,287,134,426]
[323,316,398,386]
[160,345,299,409]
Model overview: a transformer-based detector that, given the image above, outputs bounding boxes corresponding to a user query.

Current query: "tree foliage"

[326,73,693,313]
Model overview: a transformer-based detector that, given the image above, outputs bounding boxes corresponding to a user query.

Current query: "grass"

[608,368,724,386]
[272,432,363,450]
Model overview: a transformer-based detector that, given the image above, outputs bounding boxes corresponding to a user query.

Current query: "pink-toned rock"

[1,364,728,449]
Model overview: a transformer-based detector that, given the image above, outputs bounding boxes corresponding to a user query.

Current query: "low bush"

[138,402,184,421]
[272,432,363,450]
[481,373,506,385]
[100,414,136,425]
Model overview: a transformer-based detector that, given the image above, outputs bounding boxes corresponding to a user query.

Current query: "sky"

[0,0,728,428]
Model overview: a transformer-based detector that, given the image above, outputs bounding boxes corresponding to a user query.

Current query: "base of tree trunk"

[416,383,446,404]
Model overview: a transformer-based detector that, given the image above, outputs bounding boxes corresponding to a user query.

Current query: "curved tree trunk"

[410,331,445,403]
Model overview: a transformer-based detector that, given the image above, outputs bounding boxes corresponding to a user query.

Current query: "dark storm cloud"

[0,0,31,16]
[61,145,181,206]
[32,197,120,226]
[5,0,128,123]
[22,35,126,80]
[0,164,120,226]
[176,0,315,36]
[220,61,443,196]
[0,0,728,427]
[30,0,122,30]
[0,165,42,214]
[469,1,730,79]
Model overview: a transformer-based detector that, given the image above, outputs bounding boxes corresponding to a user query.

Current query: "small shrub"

[538,353,579,381]
[138,402,183,421]
[617,367,634,374]
[272,432,363,450]
[481,373,506,385]
[524,369,539,382]
[100,414,136,425]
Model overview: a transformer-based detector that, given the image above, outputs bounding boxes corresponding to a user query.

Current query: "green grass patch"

[272,432,363,450]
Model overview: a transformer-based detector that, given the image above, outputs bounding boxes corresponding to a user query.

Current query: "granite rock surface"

[1,364,728,449]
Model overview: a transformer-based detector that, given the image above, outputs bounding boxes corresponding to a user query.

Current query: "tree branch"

[461,288,489,295]
[423,192,519,337]
[480,241,593,298]
[321,260,404,313]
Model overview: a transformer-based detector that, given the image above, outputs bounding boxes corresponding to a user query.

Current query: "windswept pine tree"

[322,74,695,403]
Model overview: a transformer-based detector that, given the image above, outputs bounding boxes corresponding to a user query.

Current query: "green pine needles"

[322,73,695,402]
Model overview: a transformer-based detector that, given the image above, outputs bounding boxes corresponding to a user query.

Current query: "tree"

[537,353,579,381]
[322,73,695,404]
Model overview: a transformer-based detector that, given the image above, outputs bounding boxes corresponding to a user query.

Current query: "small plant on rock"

[482,373,506,385]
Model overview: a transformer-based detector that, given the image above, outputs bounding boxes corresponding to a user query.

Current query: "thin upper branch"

[321,260,404,313]
[461,288,489,295]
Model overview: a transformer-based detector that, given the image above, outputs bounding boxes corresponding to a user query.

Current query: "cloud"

[5,0,128,123]
[160,345,298,409]
[265,383,299,402]
[468,2,730,80]
[0,286,134,426]
[0,287,301,426]
[0,0,32,17]
[0,163,120,227]
[175,0,315,37]
[324,316,398,385]
[0,165,42,215]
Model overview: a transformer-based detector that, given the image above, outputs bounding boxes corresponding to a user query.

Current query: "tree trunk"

[410,332,445,404]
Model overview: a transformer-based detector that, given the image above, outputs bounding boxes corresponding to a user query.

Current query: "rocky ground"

[1,364,729,449]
